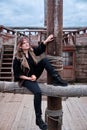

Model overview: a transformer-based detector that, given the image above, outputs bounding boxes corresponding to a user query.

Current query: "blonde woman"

[13,35,68,130]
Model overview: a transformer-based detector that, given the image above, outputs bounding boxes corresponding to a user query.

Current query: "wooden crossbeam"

[0,81,87,97]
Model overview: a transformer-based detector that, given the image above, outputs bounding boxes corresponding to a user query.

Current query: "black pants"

[23,58,55,119]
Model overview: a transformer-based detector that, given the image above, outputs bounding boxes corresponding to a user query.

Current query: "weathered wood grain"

[0,81,87,97]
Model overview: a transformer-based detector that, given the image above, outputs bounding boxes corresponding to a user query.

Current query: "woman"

[13,34,68,130]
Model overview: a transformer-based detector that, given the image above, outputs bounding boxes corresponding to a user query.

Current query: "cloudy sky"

[0,0,87,27]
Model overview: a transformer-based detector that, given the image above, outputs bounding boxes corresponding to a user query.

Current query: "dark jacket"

[13,42,46,82]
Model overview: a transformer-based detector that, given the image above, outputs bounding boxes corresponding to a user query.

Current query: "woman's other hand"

[43,34,54,45]
[31,75,37,81]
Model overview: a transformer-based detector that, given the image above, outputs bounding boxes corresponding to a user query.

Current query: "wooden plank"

[0,92,7,102]
[11,94,28,130]
[7,94,24,130]
[17,95,34,130]
[70,98,85,130]
[72,98,87,128]
[65,98,87,130]
[0,93,23,130]
[62,100,74,130]
[11,94,45,130]
[0,93,87,130]
[0,93,14,130]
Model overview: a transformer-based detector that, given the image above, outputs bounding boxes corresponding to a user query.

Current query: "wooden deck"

[0,92,87,130]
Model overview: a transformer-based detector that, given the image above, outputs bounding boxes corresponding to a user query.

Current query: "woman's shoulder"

[14,57,18,61]
[13,57,21,64]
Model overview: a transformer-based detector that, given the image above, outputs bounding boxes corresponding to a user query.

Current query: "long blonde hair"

[15,36,29,58]
[15,36,37,70]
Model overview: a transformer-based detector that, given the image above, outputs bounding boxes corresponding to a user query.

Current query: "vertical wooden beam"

[46,0,63,130]
[44,0,47,26]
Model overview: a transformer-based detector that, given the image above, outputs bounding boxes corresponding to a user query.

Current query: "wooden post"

[46,0,63,130]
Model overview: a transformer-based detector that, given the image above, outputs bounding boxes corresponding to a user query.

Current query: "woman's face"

[20,38,30,51]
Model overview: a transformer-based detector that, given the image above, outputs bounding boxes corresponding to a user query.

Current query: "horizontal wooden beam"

[0,81,87,97]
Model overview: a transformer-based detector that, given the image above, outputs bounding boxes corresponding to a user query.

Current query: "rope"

[48,116,62,126]
[47,55,63,72]
[46,108,63,117]
[45,108,63,125]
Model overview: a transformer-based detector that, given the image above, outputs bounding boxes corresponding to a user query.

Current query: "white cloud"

[63,0,87,27]
[0,0,44,26]
[0,0,87,27]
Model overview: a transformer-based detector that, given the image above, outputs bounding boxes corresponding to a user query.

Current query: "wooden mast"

[47,0,63,130]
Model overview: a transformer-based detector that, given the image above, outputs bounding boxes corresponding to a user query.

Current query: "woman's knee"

[42,57,48,62]
[34,90,42,96]
[41,57,49,65]
[23,80,41,94]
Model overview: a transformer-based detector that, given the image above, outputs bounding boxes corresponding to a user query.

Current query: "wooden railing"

[63,27,87,46]
[1,25,87,47]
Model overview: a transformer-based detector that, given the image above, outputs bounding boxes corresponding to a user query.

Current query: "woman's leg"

[34,58,68,86]
[23,80,42,119]
[34,57,56,79]
[22,80,47,130]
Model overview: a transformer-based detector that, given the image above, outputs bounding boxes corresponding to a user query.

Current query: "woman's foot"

[53,74,68,86]
[36,118,47,130]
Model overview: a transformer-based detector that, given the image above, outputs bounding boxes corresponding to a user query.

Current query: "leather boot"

[53,74,68,86]
[36,118,47,130]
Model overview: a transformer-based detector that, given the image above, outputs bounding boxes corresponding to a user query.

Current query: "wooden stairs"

[0,45,14,81]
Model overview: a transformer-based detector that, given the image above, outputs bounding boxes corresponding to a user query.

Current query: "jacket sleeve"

[33,42,46,56]
[13,57,24,81]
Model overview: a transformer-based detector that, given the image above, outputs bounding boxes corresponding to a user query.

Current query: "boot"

[36,118,48,130]
[52,74,68,86]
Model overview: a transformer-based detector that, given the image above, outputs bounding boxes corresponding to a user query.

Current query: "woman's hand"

[30,75,37,81]
[43,34,54,45]
[20,75,36,81]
